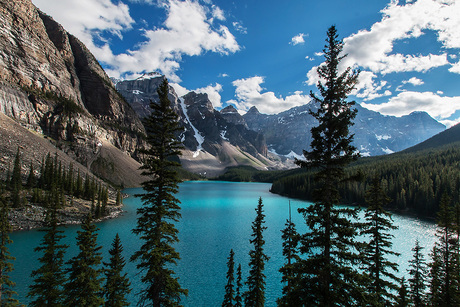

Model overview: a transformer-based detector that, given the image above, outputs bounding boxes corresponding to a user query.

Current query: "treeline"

[2,148,122,219]
[0,195,131,306]
[271,144,460,218]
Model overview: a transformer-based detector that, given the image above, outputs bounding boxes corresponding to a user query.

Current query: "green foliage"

[28,204,68,306]
[235,264,243,307]
[10,148,22,208]
[288,25,364,306]
[0,196,21,306]
[131,78,188,306]
[103,234,131,307]
[244,197,269,307]
[222,249,235,307]
[395,277,409,307]
[64,214,104,306]
[408,240,428,307]
[277,205,301,306]
[361,176,400,305]
[272,143,460,218]
[428,193,460,306]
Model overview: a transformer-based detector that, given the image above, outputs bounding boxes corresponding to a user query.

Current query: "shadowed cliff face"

[0,0,145,185]
[0,0,144,151]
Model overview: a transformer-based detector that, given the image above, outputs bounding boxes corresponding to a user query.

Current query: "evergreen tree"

[222,249,235,307]
[361,176,400,305]
[103,233,131,307]
[10,148,22,208]
[428,193,460,306]
[277,203,301,306]
[395,277,409,307]
[116,190,122,206]
[64,214,104,306]
[244,197,269,307]
[131,78,187,306]
[0,195,20,306]
[26,162,36,188]
[27,203,68,306]
[408,240,428,307]
[293,25,363,306]
[235,264,243,307]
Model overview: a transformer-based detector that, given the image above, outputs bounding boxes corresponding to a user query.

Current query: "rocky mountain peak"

[220,105,247,128]
[247,106,260,115]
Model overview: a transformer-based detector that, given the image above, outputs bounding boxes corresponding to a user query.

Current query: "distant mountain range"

[0,0,448,182]
[115,73,446,166]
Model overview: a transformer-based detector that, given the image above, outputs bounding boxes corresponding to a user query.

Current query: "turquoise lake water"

[9,181,437,306]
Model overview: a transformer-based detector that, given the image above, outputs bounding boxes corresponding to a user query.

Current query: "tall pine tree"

[293,25,363,306]
[103,233,131,307]
[27,203,68,306]
[361,176,400,306]
[222,249,235,307]
[277,203,301,306]
[244,197,269,307]
[428,193,460,306]
[64,214,104,306]
[235,264,243,307]
[0,195,20,306]
[131,77,187,306]
[408,240,428,307]
[10,148,22,208]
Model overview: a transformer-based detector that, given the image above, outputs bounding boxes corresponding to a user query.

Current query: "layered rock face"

[0,0,144,185]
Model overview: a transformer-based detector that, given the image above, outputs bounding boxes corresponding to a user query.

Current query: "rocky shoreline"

[9,199,126,231]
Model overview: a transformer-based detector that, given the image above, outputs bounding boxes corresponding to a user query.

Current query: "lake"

[9,181,437,306]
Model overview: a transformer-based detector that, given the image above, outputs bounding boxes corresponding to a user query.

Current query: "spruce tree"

[64,214,104,306]
[222,249,235,307]
[103,233,131,307]
[428,193,460,306]
[235,264,243,307]
[361,176,400,305]
[10,148,22,208]
[0,196,20,306]
[277,204,301,306]
[130,77,187,306]
[395,277,409,307]
[244,197,269,307]
[28,203,68,306]
[408,240,428,307]
[293,25,363,306]
[26,162,36,188]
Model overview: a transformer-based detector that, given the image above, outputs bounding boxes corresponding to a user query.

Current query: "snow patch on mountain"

[179,98,204,157]
[376,134,391,141]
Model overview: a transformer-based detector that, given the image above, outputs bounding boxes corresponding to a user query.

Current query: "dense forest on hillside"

[270,142,460,217]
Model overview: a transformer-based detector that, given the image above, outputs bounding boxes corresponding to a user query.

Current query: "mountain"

[402,121,460,153]
[243,103,446,157]
[116,75,284,177]
[0,0,144,186]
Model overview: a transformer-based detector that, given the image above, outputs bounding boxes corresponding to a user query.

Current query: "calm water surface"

[10,181,437,306]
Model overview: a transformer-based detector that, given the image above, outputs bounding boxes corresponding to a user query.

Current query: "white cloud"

[171,82,223,108]
[33,0,239,81]
[229,76,311,114]
[440,118,460,128]
[353,71,392,101]
[402,77,424,86]
[219,73,229,78]
[340,0,458,75]
[232,21,247,34]
[290,33,306,46]
[361,91,460,120]
[32,0,134,49]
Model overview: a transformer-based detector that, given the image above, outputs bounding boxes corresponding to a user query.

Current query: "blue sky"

[32,0,460,126]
